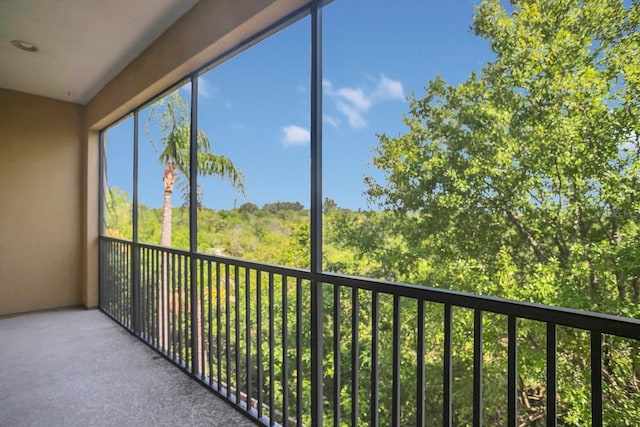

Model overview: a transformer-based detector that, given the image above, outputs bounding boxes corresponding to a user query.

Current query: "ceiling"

[0,0,199,105]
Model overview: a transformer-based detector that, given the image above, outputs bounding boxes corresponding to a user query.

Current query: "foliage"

[263,201,305,213]
[351,0,640,424]
[104,188,132,239]
[105,188,310,267]
[238,202,259,213]
[323,197,338,213]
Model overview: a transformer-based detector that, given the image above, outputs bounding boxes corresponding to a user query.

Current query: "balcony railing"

[99,236,640,426]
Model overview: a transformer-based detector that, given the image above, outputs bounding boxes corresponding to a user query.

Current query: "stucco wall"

[0,88,84,316]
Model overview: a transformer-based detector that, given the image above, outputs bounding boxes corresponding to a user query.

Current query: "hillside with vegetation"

[105,186,640,426]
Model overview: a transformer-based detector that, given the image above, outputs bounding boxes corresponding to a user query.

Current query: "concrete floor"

[0,308,257,427]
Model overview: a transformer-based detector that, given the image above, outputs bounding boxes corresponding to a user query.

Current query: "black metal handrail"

[102,236,640,339]
[99,235,640,426]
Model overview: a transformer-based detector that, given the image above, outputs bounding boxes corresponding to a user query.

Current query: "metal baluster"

[283,275,289,426]
[443,304,452,427]
[508,316,517,427]
[391,295,401,427]
[334,285,341,427]
[417,299,425,427]
[351,288,359,427]
[371,292,379,427]
[546,323,557,427]
[473,309,483,427]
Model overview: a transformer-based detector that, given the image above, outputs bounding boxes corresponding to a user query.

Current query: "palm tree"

[147,90,244,357]
[147,90,244,247]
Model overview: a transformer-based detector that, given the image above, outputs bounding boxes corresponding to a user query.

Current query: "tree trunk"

[159,162,176,351]
[161,161,175,247]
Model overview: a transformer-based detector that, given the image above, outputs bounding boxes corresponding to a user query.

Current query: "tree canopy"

[327,1,640,424]
[364,0,640,316]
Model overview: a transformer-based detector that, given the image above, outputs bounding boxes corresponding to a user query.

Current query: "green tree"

[147,91,244,247]
[323,197,338,213]
[104,187,133,239]
[368,0,640,312]
[263,201,305,213]
[354,0,640,424]
[238,201,259,213]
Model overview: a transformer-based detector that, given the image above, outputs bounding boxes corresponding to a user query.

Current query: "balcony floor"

[0,308,256,427]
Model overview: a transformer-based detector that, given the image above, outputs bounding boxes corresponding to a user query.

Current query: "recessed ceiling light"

[11,40,38,52]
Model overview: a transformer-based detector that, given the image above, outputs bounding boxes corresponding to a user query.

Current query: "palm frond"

[145,90,244,204]
[198,152,245,195]
[176,178,205,208]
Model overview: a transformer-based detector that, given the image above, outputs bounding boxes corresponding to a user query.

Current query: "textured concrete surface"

[0,309,257,427]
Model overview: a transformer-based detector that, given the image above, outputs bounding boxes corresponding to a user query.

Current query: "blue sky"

[105,0,495,211]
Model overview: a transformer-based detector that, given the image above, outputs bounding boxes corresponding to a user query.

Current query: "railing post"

[591,332,603,427]
[131,244,140,333]
[310,282,323,427]
[371,292,380,427]
[416,299,425,427]
[507,316,517,427]
[473,309,483,427]
[98,131,106,310]
[443,304,452,427]
[189,75,200,376]
[546,323,557,427]
[310,0,324,425]
[131,110,141,335]
[391,296,401,427]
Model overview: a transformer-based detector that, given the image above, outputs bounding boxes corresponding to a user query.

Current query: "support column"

[310,1,324,425]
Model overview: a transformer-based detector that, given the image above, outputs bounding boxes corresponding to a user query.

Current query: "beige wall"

[82,130,100,309]
[0,88,84,316]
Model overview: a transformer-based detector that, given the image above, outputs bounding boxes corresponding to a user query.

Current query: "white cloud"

[373,74,404,101]
[282,125,310,147]
[198,78,214,98]
[324,115,340,128]
[324,74,405,129]
[181,76,218,100]
[336,87,372,112]
[337,101,367,129]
